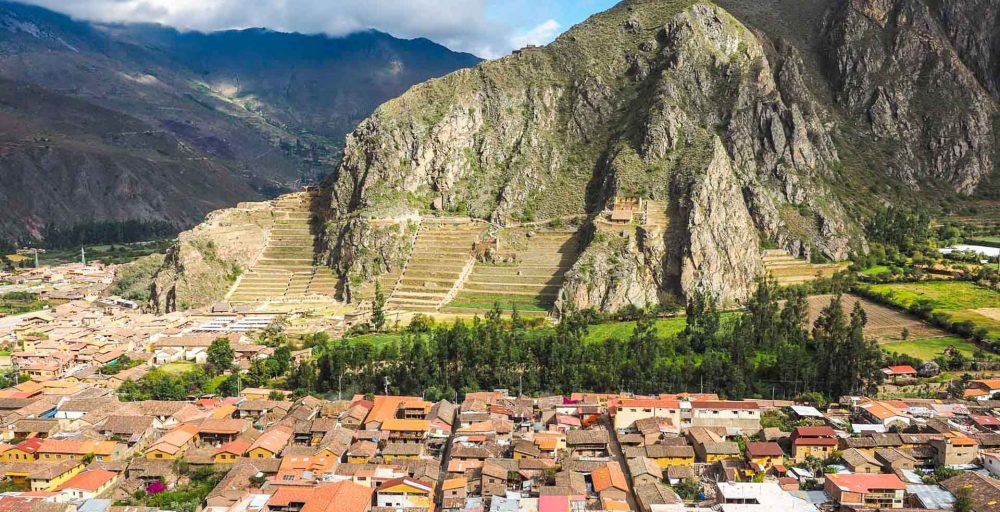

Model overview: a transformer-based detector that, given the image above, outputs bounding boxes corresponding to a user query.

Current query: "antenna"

[80,247,86,265]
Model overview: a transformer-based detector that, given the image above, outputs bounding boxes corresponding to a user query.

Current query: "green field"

[0,292,48,316]
[868,281,1000,339]
[37,240,173,266]
[881,336,981,361]
[158,362,197,375]
[860,265,891,277]
[583,317,689,344]
[967,237,1000,248]
[446,293,550,311]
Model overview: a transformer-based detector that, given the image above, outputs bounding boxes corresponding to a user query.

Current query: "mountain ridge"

[0,0,480,242]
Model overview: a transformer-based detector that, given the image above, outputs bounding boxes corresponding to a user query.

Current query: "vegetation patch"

[881,336,981,361]
[865,281,1000,341]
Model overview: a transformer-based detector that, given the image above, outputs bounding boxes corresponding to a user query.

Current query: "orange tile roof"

[442,477,467,491]
[300,481,373,512]
[363,396,421,426]
[215,440,251,456]
[55,469,116,492]
[591,465,627,492]
[268,487,316,507]
[248,427,292,455]
[380,419,430,432]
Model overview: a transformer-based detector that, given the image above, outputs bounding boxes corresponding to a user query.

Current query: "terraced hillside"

[762,249,843,286]
[228,193,336,303]
[443,230,582,317]
[385,219,485,313]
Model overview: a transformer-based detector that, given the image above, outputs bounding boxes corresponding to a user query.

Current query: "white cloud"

[17,0,537,58]
[510,19,561,50]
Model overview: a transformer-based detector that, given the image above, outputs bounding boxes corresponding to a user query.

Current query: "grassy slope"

[868,281,1000,338]
[882,336,981,360]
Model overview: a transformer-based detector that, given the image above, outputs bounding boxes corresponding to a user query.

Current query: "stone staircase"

[762,249,842,286]
[442,230,581,316]
[385,219,484,313]
[228,193,337,303]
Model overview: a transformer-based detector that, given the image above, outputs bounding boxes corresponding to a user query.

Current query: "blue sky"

[488,0,619,52]
[22,0,620,58]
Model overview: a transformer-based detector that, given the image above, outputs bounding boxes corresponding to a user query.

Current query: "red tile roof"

[882,365,917,375]
[746,442,784,457]
[792,426,836,437]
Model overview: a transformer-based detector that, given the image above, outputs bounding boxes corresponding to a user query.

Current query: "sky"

[20,0,620,58]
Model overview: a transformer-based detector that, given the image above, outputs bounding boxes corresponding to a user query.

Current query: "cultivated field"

[805,294,949,341]
[881,336,981,360]
[867,281,1000,340]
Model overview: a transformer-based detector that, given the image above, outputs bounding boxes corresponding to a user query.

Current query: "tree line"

[305,278,885,401]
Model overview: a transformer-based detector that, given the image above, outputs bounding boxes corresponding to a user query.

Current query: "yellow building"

[375,478,434,509]
[247,427,292,459]
[37,440,120,462]
[213,440,250,464]
[29,460,85,491]
[646,445,695,467]
[144,424,198,460]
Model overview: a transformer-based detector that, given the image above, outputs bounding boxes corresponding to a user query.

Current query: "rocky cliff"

[327,0,878,308]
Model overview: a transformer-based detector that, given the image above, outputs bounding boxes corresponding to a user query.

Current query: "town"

[0,260,997,511]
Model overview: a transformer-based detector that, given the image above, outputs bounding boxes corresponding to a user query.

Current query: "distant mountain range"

[0,0,480,242]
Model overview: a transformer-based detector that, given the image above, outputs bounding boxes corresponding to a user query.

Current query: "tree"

[207,337,235,376]
[372,281,386,332]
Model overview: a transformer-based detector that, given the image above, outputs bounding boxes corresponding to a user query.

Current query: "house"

[214,439,251,463]
[745,442,784,471]
[591,464,629,501]
[28,460,85,491]
[347,441,378,464]
[613,399,680,431]
[645,444,695,467]
[144,424,198,459]
[824,473,906,509]
[7,438,44,461]
[441,477,467,510]
[37,439,122,462]
[690,401,761,432]
[714,482,817,511]
[857,400,911,428]
[197,419,250,445]
[299,481,373,512]
[55,469,118,502]
[931,435,979,467]
[627,457,664,487]
[964,379,1000,400]
[380,418,429,444]
[634,483,684,512]
[237,399,291,419]
[247,427,292,458]
[95,415,154,447]
[881,365,917,380]
[375,477,434,510]
[841,448,881,474]
[790,426,838,462]
[566,429,610,458]
[941,471,1000,512]
[382,442,424,462]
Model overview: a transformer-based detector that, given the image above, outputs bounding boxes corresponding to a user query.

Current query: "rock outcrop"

[823,0,998,193]
[147,202,273,313]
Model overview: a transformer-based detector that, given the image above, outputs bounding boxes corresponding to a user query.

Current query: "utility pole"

[338,374,343,401]
[33,248,38,268]
[80,247,86,265]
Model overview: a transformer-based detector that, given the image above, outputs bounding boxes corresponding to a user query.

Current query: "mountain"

[322,0,999,308]
[0,0,480,242]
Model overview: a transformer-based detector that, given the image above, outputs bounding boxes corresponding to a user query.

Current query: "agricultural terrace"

[866,281,1000,340]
